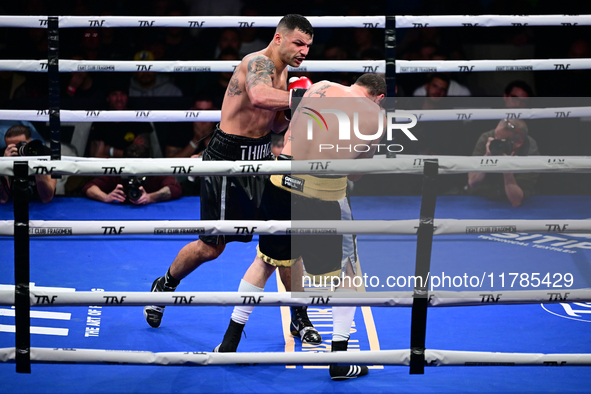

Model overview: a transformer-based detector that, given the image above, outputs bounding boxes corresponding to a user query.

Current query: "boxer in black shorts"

[143,15,319,340]
[199,125,272,245]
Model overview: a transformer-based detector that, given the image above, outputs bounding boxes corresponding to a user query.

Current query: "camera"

[123,176,146,202]
[489,139,513,156]
[15,140,51,156]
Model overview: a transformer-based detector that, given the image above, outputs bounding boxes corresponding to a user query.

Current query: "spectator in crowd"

[270,131,285,159]
[129,50,183,97]
[420,73,450,109]
[186,0,244,18]
[320,44,353,86]
[77,28,103,60]
[1,125,56,204]
[88,81,153,158]
[467,119,540,207]
[213,28,242,59]
[62,55,105,109]
[163,97,216,158]
[503,80,533,109]
[237,5,267,58]
[200,47,241,109]
[0,120,44,150]
[82,144,182,205]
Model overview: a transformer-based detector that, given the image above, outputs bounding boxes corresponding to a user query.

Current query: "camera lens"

[489,139,513,156]
[15,140,51,156]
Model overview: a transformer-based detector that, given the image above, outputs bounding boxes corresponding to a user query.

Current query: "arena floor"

[1,195,590,393]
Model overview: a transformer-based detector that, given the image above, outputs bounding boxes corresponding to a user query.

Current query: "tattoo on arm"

[227,69,243,97]
[307,84,330,97]
[246,56,275,90]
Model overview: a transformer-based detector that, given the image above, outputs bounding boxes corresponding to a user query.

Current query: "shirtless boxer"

[216,74,387,380]
[144,15,321,343]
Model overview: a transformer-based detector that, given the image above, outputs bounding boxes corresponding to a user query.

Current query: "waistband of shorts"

[270,173,347,201]
[205,125,272,161]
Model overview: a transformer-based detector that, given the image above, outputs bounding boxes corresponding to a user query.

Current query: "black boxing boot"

[329,338,369,381]
[143,272,178,328]
[290,306,322,345]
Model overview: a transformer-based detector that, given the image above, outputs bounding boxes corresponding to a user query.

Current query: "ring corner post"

[48,15,61,162]
[13,161,31,374]
[385,13,397,158]
[409,159,439,375]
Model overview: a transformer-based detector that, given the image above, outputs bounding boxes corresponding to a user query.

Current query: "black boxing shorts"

[199,125,272,245]
[257,155,355,279]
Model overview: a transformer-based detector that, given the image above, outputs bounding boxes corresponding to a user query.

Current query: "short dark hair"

[124,143,150,158]
[504,80,534,97]
[355,73,387,97]
[5,125,32,141]
[426,73,450,85]
[277,14,313,37]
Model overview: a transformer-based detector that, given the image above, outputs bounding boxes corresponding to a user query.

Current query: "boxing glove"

[286,76,312,120]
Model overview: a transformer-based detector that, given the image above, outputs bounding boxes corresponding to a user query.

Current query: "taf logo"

[541,302,591,323]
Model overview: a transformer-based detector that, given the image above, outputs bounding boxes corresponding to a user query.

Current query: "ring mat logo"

[541,302,591,323]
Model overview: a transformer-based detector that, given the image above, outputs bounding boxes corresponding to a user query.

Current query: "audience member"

[213,29,242,59]
[87,82,153,158]
[467,119,540,207]
[270,132,285,159]
[0,121,44,150]
[1,125,56,204]
[129,51,183,97]
[62,56,105,109]
[82,144,182,205]
[163,97,216,158]
[237,6,267,58]
[201,48,241,109]
[503,80,533,108]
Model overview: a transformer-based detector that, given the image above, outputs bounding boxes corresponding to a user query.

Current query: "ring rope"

[3,12,591,373]
[1,156,590,177]
[2,106,591,122]
[0,15,385,29]
[1,218,590,237]
[3,58,591,73]
[0,289,589,307]
[2,347,591,366]
[3,15,591,29]
[0,59,383,73]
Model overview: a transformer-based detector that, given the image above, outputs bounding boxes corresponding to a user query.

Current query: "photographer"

[1,125,56,204]
[467,119,540,207]
[82,144,181,205]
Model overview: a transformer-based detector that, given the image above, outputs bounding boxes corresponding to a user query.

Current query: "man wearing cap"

[129,50,183,97]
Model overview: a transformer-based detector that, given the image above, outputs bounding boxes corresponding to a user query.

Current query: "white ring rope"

[0,59,383,73]
[0,218,590,237]
[3,58,591,73]
[0,289,589,307]
[1,106,591,123]
[1,156,590,177]
[0,15,385,29]
[1,347,591,366]
[397,59,591,73]
[3,15,591,29]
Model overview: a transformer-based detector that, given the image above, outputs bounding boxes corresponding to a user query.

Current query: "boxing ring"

[1,12,591,394]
